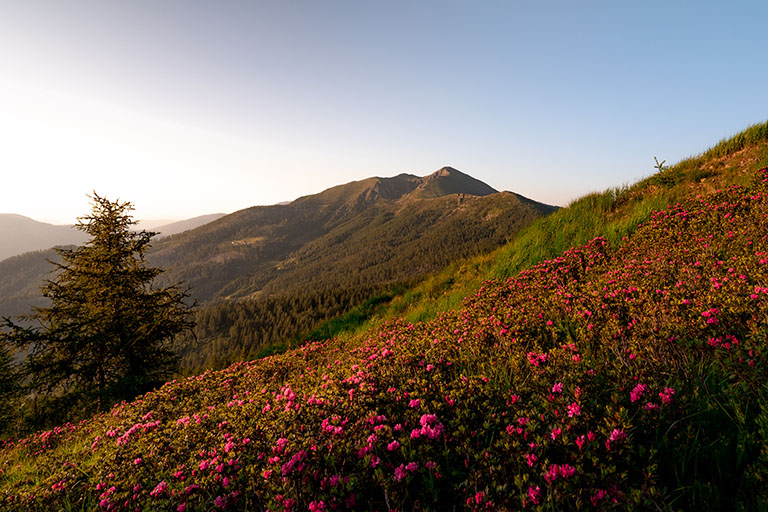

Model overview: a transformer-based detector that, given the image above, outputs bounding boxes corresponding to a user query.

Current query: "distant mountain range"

[0,214,88,262]
[0,213,227,262]
[0,167,556,323]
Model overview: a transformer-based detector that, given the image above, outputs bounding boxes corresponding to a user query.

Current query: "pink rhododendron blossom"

[630,383,647,402]
[660,387,675,404]
[527,485,541,505]
[149,481,168,497]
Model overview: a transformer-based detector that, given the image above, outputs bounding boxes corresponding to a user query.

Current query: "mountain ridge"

[148,167,551,302]
[0,214,88,262]
[0,167,555,325]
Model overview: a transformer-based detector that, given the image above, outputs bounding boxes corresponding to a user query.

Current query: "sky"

[1,1,767,225]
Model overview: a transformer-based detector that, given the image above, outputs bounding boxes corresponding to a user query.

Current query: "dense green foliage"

[0,195,194,428]
[3,159,768,510]
[0,343,19,436]
[175,286,398,374]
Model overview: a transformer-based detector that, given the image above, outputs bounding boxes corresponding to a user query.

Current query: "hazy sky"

[1,1,766,224]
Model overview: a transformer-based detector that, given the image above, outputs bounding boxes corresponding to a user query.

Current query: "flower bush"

[2,168,768,510]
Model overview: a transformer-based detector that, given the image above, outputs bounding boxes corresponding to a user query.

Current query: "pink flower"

[558,464,576,478]
[644,402,659,411]
[609,428,626,442]
[409,399,421,408]
[544,464,559,483]
[405,462,418,472]
[177,504,187,512]
[149,481,168,497]
[591,489,608,506]
[309,501,326,511]
[527,485,541,505]
[659,387,675,404]
[387,440,400,451]
[630,383,647,403]
[550,427,562,440]
[552,382,564,393]
[606,428,627,450]
[393,464,406,481]
[133,458,142,465]
[567,402,580,417]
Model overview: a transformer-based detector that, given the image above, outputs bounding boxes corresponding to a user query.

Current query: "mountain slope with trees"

[149,166,555,302]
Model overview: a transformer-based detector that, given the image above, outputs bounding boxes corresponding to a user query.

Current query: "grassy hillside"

[2,125,768,509]
[331,121,768,335]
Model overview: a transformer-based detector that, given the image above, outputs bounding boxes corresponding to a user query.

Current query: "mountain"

[0,214,87,261]
[148,167,554,302]
[152,214,227,237]
[0,213,227,263]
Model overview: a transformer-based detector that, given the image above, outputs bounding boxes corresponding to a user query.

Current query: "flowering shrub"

[2,169,768,510]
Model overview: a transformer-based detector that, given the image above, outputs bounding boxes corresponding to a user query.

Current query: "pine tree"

[0,341,19,435]
[2,193,194,417]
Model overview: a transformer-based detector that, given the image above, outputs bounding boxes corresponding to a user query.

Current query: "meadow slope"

[2,162,768,510]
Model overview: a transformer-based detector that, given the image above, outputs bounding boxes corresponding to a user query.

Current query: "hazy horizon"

[2,1,767,224]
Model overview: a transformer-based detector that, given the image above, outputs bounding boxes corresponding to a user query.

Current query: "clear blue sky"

[1,0,766,224]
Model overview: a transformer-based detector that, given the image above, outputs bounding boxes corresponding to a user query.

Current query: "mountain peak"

[407,166,498,199]
[432,166,461,177]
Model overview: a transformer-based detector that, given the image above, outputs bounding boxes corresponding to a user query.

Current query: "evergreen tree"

[1,193,194,417]
[0,341,19,435]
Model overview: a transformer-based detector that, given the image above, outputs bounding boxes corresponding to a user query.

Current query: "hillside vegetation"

[334,122,768,335]
[2,123,768,510]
